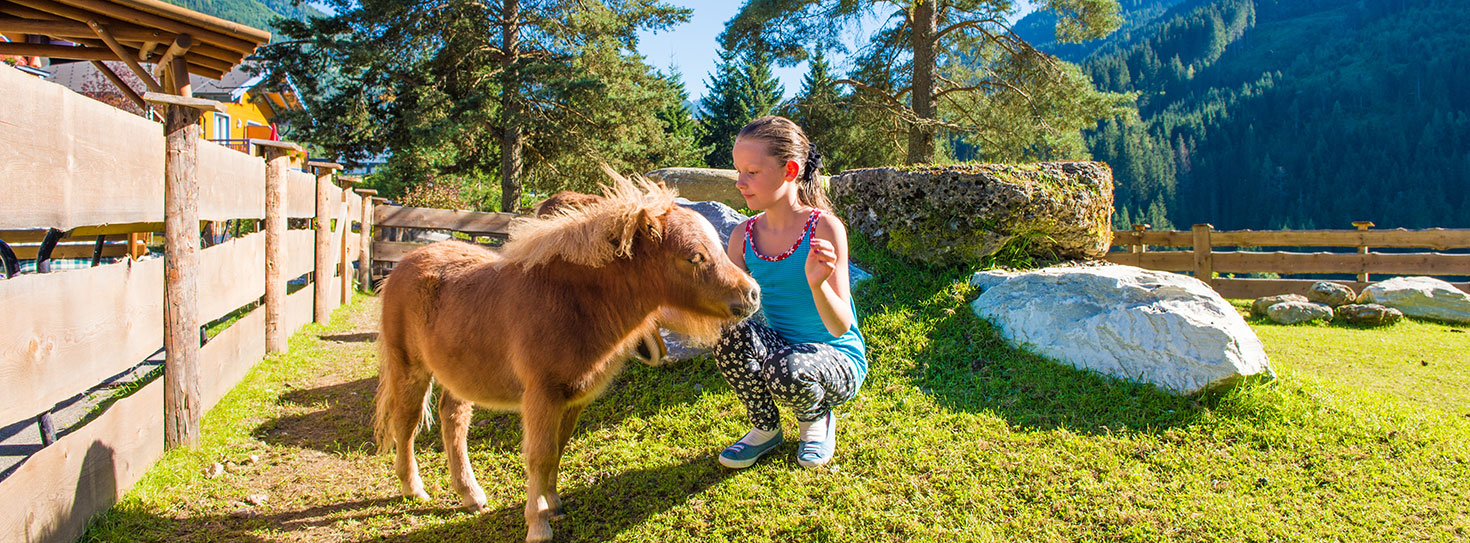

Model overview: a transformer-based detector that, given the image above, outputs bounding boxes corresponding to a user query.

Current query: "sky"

[634,2,1037,103]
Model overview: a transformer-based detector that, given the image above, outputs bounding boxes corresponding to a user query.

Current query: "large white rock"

[1358,276,1470,323]
[970,264,1272,395]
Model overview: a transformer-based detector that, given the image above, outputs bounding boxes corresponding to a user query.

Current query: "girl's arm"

[805,215,855,337]
[725,218,749,272]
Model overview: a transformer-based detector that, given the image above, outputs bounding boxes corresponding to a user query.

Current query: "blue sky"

[635,2,1037,102]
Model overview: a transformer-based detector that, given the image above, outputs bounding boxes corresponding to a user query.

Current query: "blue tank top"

[743,210,867,384]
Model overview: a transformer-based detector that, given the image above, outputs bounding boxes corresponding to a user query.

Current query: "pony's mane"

[502,166,679,269]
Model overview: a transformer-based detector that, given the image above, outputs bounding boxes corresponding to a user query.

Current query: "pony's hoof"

[462,495,489,513]
[403,488,430,501]
[525,523,553,542]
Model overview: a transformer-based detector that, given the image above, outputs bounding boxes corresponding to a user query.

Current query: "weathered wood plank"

[1212,251,1470,276]
[374,205,519,235]
[372,240,429,263]
[264,150,289,354]
[1102,251,1194,272]
[1,61,164,230]
[285,229,317,280]
[200,308,265,411]
[0,378,164,543]
[1211,228,1470,250]
[197,233,264,323]
[0,257,165,426]
[287,169,317,219]
[284,283,314,336]
[9,243,129,260]
[1109,230,1193,247]
[198,139,266,221]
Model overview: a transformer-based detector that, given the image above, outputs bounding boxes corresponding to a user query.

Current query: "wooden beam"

[151,33,190,81]
[89,59,148,112]
[112,0,271,43]
[51,0,263,53]
[143,91,224,112]
[358,191,377,291]
[0,15,167,42]
[374,205,520,236]
[169,50,191,97]
[313,166,333,324]
[0,41,120,60]
[1192,224,1214,286]
[86,19,162,93]
[250,138,306,154]
[308,160,344,171]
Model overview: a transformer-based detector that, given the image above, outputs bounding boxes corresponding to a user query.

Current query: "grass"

[80,247,1470,542]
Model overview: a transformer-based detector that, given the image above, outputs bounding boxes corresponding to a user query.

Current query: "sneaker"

[796,413,836,468]
[718,430,783,469]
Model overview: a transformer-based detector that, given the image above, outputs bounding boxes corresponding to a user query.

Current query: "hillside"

[1016,0,1470,230]
[163,0,322,36]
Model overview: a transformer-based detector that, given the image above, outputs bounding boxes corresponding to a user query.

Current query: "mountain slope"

[1017,0,1470,229]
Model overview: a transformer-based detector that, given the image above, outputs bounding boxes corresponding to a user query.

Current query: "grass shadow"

[368,456,732,542]
[851,240,1214,436]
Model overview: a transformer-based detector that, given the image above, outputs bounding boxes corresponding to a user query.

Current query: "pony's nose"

[731,285,761,318]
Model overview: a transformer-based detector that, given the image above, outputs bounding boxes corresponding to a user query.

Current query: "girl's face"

[732,137,799,211]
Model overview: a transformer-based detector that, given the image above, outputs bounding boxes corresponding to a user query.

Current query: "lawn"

[81,246,1470,542]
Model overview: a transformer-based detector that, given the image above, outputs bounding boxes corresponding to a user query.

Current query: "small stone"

[1266,301,1334,324]
[230,508,256,518]
[1252,294,1308,318]
[246,454,260,465]
[1307,282,1357,307]
[247,493,268,506]
[1335,304,1404,327]
[205,462,224,479]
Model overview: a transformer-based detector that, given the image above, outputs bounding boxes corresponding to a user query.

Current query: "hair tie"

[804,145,823,181]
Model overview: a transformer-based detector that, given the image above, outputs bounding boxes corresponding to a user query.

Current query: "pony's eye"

[688,253,705,265]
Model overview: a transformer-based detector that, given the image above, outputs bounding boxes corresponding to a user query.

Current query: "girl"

[714,116,866,469]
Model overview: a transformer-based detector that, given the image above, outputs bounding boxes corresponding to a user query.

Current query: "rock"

[644,168,745,208]
[1265,301,1334,324]
[205,462,224,479]
[1359,277,1470,323]
[1306,281,1357,307]
[832,162,1114,267]
[675,198,746,241]
[246,493,268,506]
[1251,294,1308,318]
[1334,304,1404,327]
[969,264,1271,395]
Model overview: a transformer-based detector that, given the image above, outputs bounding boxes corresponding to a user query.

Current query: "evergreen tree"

[782,49,851,172]
[258,0,693,211]
[698,48,783,168]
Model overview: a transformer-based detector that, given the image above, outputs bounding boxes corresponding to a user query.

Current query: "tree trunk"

[907,0,938,165]
[500,0,523,213]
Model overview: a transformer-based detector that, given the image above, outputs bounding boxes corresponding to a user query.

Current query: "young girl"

[714,116,866,469]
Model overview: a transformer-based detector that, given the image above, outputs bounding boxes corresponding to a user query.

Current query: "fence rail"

[0,65,377,543]
[1106,223,1470,299]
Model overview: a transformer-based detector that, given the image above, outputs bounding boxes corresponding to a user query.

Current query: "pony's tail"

[373,339,434,456]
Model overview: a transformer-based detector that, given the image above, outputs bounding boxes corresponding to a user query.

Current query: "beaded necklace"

[745,209,822,262]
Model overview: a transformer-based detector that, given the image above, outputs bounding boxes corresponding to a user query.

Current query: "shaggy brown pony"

[375,171,759,542]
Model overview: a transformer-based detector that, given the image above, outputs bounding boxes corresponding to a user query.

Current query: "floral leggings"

[713,318,859,431]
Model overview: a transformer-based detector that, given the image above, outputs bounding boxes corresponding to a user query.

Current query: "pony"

[374,169,760,542]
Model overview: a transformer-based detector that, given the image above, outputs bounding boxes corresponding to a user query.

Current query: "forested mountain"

[162,0,322,36]
[1016,0,1470,230]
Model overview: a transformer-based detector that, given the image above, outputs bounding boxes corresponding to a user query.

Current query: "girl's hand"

[806,237,838,289]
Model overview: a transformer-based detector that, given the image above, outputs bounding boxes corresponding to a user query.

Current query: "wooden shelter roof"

[0,0,270,80]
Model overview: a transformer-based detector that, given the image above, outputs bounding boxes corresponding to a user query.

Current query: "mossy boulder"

[830,162,1114,267]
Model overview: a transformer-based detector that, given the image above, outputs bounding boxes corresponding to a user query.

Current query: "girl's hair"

[737,115,830,211]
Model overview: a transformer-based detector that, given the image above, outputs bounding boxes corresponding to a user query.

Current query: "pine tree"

[698,48,784,168]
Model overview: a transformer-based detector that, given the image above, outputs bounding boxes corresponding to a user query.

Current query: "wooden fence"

[0,65,377,542]
[1106,223,1470,299]
[366,204,520,282]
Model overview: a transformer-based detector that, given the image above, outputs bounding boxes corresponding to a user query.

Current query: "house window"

[213,114,231,140]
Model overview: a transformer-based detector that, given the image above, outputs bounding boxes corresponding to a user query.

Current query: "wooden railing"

[366,205,519,284]
[1106,223,1470,298]
[0,65,372,542]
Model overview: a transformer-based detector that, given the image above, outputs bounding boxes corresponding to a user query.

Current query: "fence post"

[145,92,225,450]
[356,190,379,293]
[336,176,360,305]
[1192,224,1214,287]
[1353,221,1375,284]
[309,161,342,324]
[254,139,305,354]
[1131,223,1150,254]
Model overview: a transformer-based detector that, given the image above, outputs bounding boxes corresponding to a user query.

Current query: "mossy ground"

[81,246,1470,542]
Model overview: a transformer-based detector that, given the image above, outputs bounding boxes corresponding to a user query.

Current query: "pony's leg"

[439,388,488,511]
[546,403,585,518]
[387,367,432,500]
[520,386,566,542]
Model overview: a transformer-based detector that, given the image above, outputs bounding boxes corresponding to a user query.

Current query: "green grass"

[80,248,1470,542]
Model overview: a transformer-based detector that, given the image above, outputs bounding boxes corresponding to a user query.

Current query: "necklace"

[746,209,822,262]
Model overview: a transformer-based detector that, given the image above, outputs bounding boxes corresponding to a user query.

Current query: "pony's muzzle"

[731,285,761,320]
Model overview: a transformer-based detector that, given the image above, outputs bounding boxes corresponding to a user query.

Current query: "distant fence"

[1106,223,1470,298]
[366,205,519,284]
[0,65,376,542]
